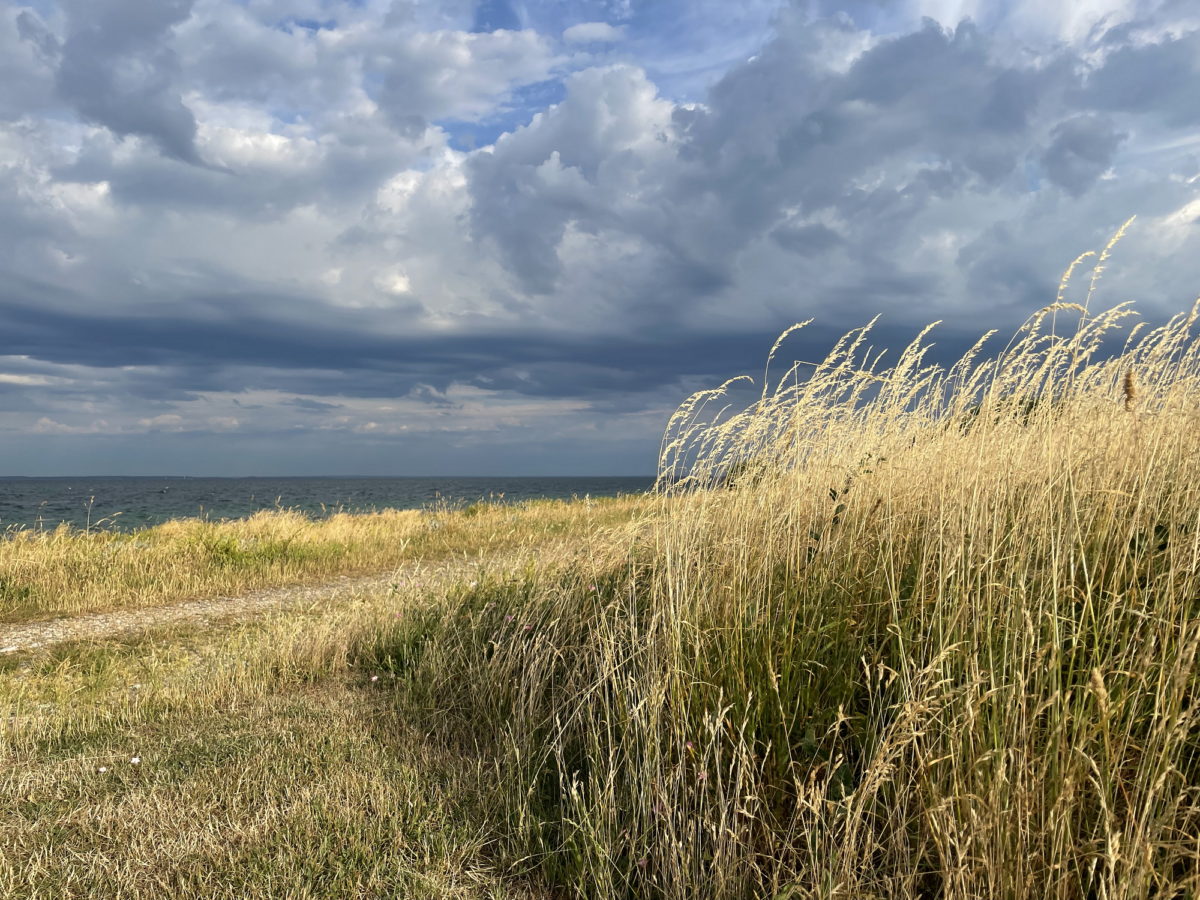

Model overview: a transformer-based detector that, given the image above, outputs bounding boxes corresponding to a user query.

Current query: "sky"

[0,0,1198,476]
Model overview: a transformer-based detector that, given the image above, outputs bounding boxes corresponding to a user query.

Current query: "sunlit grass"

[373,232,1200,897]
[1,531,634,899]
[0,495,644,624]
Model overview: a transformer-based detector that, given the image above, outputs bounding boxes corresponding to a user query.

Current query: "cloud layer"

[1,0,1198,475]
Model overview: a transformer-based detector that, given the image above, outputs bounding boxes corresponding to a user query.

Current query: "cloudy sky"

[0,0,1197,476]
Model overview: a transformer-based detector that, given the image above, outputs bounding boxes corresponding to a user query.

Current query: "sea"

[0,476,657,532]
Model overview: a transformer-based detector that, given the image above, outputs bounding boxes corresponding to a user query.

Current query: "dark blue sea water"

[0,477,656,532]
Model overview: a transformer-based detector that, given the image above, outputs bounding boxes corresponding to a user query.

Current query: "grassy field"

[4,240,1200,898]
[0,495,642,624]
[2,499,647,898]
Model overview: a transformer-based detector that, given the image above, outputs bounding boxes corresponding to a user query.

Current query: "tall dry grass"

[388,234,1200,898]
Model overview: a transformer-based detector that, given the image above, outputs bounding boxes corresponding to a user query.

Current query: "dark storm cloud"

[771,223,845,256]
[1081,26,1200,128]
[0,277,778,400]
[1,0,1198,475]
[0,249,983,422]
[283,396,344,411]
[1041,115,1127,196]
[956,221,1059,307]
[1,9,56,119]
[54,0,204,164]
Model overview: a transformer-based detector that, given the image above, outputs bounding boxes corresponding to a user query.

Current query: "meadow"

[1,497,649,898]
[4,235,1200,898]
[0,496,639,624]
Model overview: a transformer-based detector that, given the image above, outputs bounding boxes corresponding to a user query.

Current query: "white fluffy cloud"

[563,22,625,43]
[0,0,1197,475]
[375,27,561,131]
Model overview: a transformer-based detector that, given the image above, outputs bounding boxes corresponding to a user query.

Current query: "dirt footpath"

[0,556,490,655]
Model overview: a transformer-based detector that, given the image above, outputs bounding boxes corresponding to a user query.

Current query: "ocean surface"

[0,476,657,532]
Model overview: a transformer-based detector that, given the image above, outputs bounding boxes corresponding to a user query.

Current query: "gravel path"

[0,557,490,655]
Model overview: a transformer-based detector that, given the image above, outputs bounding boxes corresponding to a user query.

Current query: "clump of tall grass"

[393,232,1200,898]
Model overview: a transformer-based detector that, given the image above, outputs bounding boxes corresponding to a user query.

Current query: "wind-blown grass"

[382,236,1200,897]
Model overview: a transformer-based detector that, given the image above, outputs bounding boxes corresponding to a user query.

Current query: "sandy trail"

[0,556,491,655]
